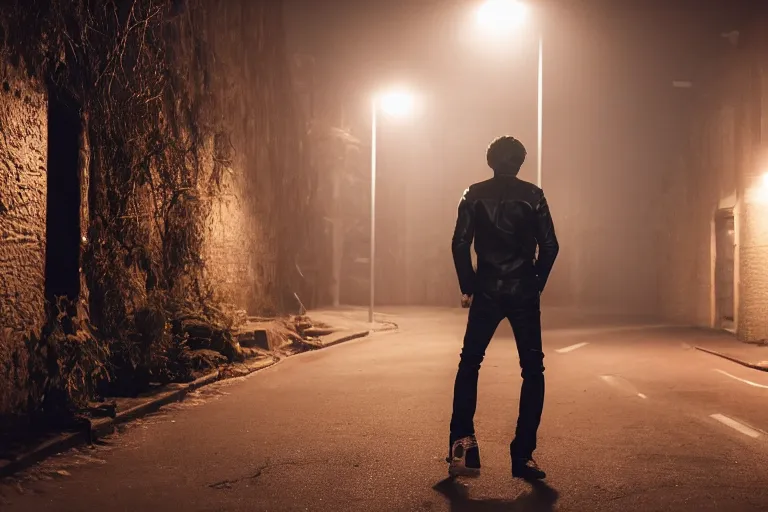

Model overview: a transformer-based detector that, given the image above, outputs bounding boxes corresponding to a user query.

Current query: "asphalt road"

[3,307,768,511]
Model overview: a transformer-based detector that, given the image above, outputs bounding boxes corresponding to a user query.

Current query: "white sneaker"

[447,436,481,477]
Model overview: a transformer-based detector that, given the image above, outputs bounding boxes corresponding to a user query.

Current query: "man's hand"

[461,294,473,309]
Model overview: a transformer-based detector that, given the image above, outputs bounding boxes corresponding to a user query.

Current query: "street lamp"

[369,88,417,323]
[477,0,528,32]
[475,0,543,188]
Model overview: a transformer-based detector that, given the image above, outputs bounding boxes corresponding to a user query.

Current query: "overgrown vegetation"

[0,0,315,424]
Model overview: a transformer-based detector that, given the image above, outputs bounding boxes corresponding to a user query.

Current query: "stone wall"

[0,59,47,414]
[0,60,47,335]
[740,195,768,341]
[0,0,317,416]
[0,0,313,327]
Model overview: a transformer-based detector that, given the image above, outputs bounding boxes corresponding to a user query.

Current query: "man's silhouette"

[447,136,559,480]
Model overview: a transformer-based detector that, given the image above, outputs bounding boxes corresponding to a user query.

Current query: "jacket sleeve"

[452,188,476,295]
[534,192,559,292]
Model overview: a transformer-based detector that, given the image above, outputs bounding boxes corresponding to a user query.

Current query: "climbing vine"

[0,0,315,418]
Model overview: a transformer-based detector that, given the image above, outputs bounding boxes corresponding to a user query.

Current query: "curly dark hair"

[486,136,527,173]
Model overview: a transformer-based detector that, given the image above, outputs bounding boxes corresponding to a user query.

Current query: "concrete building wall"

[660,16,768,342]
[659,97,743,330]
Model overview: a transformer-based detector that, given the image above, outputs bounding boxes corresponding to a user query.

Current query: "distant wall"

[202,138,278,315]
[197,1,308,315]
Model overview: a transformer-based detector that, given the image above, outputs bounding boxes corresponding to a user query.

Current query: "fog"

[285,0,745,316]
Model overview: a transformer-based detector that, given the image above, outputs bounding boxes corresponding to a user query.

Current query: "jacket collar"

[493,166,521,177]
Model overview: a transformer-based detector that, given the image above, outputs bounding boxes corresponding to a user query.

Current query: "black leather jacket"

[452,174,559,297]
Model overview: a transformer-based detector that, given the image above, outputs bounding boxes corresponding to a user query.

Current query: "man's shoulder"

[507,177,542,195]
[464,178,495,197]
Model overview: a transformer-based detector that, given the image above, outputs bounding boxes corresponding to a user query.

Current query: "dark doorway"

[44,90,81,304]
[714,209,735,331]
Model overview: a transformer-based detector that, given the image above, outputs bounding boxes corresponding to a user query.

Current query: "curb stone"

[310,330,371,349]
[695,346,768,372]
[0,431,85,479]
[0,364,261,478]
[1,371,226,477]
[0,322,396,478]
[304,323,398,349]
[327,331,373,347]
[89,370,224,438]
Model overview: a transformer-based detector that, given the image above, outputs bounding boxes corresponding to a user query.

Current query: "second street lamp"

[369,88,418,323]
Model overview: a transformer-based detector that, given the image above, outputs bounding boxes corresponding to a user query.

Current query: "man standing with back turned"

[447,136,559,480]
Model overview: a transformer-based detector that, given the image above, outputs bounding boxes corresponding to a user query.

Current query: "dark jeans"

[449,290,545,460]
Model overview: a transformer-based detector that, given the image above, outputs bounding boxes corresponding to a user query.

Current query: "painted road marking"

[556,342,589,354]
[710,414,762,439]
[600,375,647,399]
[714,369,768,389]
[549,324,673,336]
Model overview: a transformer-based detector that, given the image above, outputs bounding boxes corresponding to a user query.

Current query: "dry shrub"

[0,329,30,416]
[23,298,110,418]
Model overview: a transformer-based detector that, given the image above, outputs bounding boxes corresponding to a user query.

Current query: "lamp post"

[369,89,417,323]
[476,0,543,188]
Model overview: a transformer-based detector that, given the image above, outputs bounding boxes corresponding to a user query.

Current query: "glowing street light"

[379,90,417,118]
[475,0,543,189]
[368,88,418,323]
[476,0,529,33]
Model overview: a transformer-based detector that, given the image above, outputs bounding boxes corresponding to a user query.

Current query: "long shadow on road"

[433,478,559,511]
